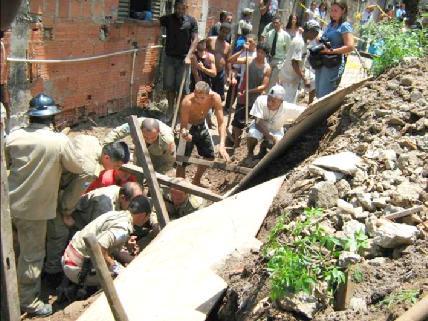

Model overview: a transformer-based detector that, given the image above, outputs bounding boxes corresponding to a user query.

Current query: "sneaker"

[23,303,53,317]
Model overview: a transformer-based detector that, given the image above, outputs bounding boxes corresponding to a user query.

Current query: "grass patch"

[379,289,420,308]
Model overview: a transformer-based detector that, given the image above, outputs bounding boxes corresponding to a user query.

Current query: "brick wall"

[3,0,162,125]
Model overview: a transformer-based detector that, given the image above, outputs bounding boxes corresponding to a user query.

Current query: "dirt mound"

[213,57,428,321]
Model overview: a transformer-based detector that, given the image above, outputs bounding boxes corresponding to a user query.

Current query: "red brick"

[44,0,57,15]
[30,0,44,14]
[58,1,70,18]
[69,0,81,18]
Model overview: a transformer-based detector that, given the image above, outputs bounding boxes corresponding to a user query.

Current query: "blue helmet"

[28,93,61,117]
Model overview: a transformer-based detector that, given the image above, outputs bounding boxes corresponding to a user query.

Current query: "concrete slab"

[77,175,285,321]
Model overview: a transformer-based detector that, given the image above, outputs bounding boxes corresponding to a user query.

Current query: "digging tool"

[171,64,189,130]
[83,234,129,321]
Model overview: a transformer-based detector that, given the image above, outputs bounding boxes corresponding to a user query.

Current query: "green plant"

[343,230,369,253]
[368,21,427,76]
[265,208,347,301]
[379,289,420,308]
[351,267,364,283]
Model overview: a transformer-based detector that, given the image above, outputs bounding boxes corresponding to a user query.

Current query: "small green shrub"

[265,208,348,301]
[379,289,420,308]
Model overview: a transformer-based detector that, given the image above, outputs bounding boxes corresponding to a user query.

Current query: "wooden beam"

[121,164,224,202]
[83,234,129,321]
[175,155,251,175]
[127,116,170,228]
[1,130,21,321]
[384,206,424,221]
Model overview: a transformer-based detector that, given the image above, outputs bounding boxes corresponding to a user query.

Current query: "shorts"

[248,122,284,142]
[177,122,215,165]
[231,104,250,130]
[163,55,189,94]
[211,69,225,100]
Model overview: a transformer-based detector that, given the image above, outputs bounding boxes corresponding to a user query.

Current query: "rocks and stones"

[278,292,320,319]
[308,165,344,182]
[391,181,423,207]
[367,257,386,266]
[337,199,368,221]
[343,220,366,239]
[373,221,420,248]
[410,90,423,102]
[356,193,374,211]
[349,297,368,313]
[338,251,361,268]
[400,76,413,86]
[312,152,362,176]
[336,179,351,198]
[308,182,339,208]
[379,150,397,170]
[361,239,384,258]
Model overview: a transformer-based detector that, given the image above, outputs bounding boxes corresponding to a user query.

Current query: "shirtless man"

[207,22,232,101]
[176,81,230,186]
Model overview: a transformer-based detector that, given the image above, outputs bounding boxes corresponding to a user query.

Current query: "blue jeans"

[314,64,342,98]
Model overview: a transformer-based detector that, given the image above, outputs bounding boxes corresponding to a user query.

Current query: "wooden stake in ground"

[127,115,170,228]
[1,130,20,321]
[245,50,249,125]
[171,64,189,130]
[83,234,129,321]
[395,294,428,321]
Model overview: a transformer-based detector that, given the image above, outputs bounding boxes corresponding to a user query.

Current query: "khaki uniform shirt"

[104,117,175,174]
[72,185,121,229]
[71,210,134,258]
[165,194,207,219]
[59,135,103,215]
[6,124,85,220]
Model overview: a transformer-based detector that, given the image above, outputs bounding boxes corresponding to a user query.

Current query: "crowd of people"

[4,0,361,317]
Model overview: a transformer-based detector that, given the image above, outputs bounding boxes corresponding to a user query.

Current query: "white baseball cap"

[268,85,286,101]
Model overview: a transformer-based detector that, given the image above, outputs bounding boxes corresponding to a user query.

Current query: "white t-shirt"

[250,95,306,132]
[278,33,306,84]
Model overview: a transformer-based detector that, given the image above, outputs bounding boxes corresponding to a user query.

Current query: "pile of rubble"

[216,57,428,321]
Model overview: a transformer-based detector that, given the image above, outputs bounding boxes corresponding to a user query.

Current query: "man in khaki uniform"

[164,181,207,219]
[62,195,152,286]
[68,182,143,230]
[44,137,131,279]
[6,94,87,317]
[105,117,175,174]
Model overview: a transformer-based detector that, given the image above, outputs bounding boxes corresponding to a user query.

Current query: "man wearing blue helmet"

[5,93,87,317]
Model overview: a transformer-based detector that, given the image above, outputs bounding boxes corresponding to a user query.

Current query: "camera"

[308,36,340,69]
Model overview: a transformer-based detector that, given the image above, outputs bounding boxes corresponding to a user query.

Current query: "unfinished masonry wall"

[3,0,161,126]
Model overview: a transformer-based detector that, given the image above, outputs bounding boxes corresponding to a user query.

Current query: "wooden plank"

[83,234,129,321]
[1,130,21,321]
[384,206,424,221]
[121,164,224,202]
[127,115,170,228]
[176,155,251,175]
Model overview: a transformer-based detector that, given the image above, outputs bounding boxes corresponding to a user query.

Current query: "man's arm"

[179,96,192,141]
[255,118,276,142]
[198,53,217,78]
[212,93,230,161]
[101,246,116,270]
[104,117,145,143]
[185,20,199,64]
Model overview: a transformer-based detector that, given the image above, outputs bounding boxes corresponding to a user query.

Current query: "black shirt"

[160,14,198,58]
[258,12,273,38]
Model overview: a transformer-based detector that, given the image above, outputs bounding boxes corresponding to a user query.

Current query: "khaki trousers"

[13,218,47,310]
[45,212,70,274]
